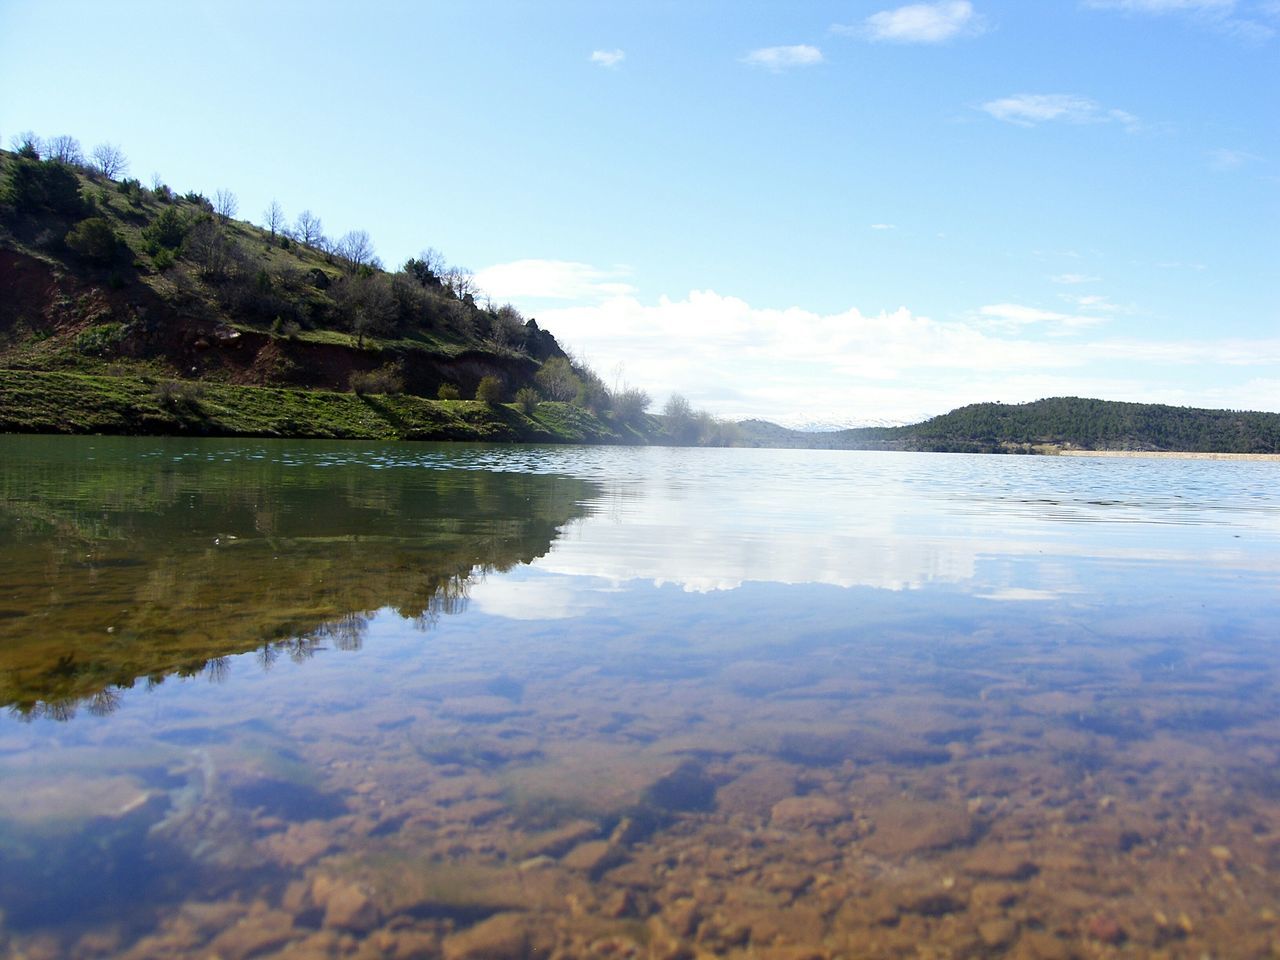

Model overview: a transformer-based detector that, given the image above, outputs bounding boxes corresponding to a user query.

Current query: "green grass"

[0,369,637,444]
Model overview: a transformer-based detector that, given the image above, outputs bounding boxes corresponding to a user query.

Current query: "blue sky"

[2,0,1277,423]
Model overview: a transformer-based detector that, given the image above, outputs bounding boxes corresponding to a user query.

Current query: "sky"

[2,0,1277,425]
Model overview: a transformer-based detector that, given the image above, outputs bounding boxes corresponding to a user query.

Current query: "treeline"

[845,397,1280,454]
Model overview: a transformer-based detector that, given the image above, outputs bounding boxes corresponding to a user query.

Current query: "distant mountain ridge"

[772,415,909,432]
[739,397,1280,455]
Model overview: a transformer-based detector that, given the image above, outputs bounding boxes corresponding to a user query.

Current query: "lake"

[1,435,1278,960]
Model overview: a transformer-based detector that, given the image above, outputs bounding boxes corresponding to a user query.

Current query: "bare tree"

[419,247,447,277]
[185,220,234,279]
[403,247,447,287]
[489,304,525,349]
[90,142,128,179]
[213,188,238,222]
[444,266,476,301]
[334,273,395,348]
[264,200,285,239]
[335,229,375,268]
[294,209,323,246]
[46,135,83,165]
[10,131,42,157]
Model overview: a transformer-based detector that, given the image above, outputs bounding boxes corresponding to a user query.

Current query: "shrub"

[152,379,204,409]
[142,206,188,249]
[475,376,503,404]
[535,356,580,401]
[515,386,540,415]
[117,177,144,205]
[75,322,128,356]
[613,387,652,424]
[573,364,611,413]
[350,365,404,396]
[65,218,122,263]
[437,383,460,400]
[151,247,175,271]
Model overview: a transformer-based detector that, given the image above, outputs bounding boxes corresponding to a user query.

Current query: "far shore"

[1058,449,1280,462]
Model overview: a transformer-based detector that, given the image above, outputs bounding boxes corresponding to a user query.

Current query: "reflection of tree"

[315,613,370,652]
[0,440,595,720]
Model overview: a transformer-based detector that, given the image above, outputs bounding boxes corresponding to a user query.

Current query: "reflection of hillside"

[0,437,595,718]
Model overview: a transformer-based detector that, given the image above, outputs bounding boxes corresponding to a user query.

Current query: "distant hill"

[739,397,1280,455]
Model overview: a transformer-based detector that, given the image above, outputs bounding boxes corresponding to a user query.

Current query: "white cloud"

[870,223,897,230]
[741,45,824,71]
[481,259,1280,422]
[474,259,636,303]
[1061,293,1125,312]
[1050,273,1101,284]
[978,303,1108,332]
[589,49,626,68]
[1084,0,1233,10]
[1209,147,1262,170]
[1083,0,1275,40]
[838,1,983,42]
[982,93,1141,129]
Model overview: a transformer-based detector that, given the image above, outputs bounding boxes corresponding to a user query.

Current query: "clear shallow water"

[1,436,1278,959]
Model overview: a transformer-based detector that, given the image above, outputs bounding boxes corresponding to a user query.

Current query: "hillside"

[0,140,677,443]
[738,397,1280,455]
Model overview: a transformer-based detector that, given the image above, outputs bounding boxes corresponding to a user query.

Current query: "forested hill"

[739,398,1280,454]
[0,137,687,443]
[886,397,1280,453]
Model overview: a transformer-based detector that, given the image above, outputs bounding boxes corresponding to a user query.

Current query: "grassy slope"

[0,369,644,444]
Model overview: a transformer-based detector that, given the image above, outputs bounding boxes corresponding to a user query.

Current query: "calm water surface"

[1,436,1278,959]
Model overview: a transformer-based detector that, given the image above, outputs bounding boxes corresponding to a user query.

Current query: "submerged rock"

[642,760,717,812]
[1086,914,1126,945]
[770,795,847,829]
[962,847,1038,881]
[515,818,600,859]
[205,908,295,960]
[715,762,801,817]
[308,875,381,932]
[562,839,620,875]
[442,911,549,960]
[863,801,978,857]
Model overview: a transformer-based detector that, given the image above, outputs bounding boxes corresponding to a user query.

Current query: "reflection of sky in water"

[475,447,1280,598]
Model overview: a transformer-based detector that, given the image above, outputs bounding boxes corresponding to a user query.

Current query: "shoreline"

[1058,449,1280,462]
